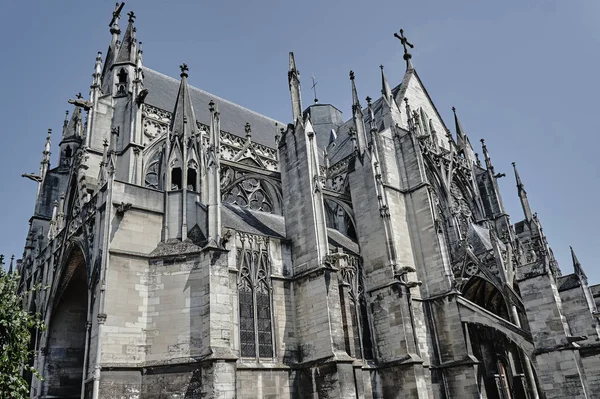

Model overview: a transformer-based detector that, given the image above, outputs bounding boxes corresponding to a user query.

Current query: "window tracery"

[221,166,280,214]
[144,149,163,190]
[237,234,273,358]
[340,254,374,360]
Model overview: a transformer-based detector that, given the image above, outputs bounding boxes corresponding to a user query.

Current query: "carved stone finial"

[245,122,252,138]
[208,100,216,113]
[349,70,355,81]
[366,96,372,106]
[76,92,83,99]
[179,63,189,78]
[127,11,136,23]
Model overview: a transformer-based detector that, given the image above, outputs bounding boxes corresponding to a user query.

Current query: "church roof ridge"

[143,66,284,128]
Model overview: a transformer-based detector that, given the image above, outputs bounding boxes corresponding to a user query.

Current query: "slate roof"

[327,228,360,254]
[557,274,581,292]
[222,203,286,238]
[143,67,284,148]
[327,82,405,165]
[467,223,506,255]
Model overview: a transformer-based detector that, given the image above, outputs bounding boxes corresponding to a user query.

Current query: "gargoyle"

[115,202,132,216]
[68,98,94,111]
[136,88,149,105]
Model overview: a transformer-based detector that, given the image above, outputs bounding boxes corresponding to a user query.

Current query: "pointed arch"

[43,243,88,398]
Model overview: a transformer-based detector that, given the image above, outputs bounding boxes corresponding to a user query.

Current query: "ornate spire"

[207,99,222,245]
[512,162,533,222]
[170,63,197,137]
[288,52,302,124]
[393,29,414,70]
[480,139,494,171]
[570,246,587,279]
[404,98,416,134]
[116,10,137,64]
[349,70,367,155]
[92,52,103,88]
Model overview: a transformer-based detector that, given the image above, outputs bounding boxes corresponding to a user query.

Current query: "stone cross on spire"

[179,63,189,78]
[393,29,415,69]
[109,2,125,27]
[127,11,136,23]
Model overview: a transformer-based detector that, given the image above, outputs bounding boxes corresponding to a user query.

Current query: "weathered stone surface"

[19,7,599,399]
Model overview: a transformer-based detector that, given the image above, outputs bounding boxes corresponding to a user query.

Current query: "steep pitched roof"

[143,67,284,148]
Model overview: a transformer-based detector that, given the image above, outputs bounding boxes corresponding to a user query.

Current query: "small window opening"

[187,169,197,191]
[171,168,182,190]
[65,146,72,158]
[117,68,128,83]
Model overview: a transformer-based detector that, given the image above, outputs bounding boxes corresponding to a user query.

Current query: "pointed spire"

[63,110,69,131]
[43,128,52,161]
[207,99,222,245]
[8,255,14,274]
[393,29,415,70]
[170,63,198,138]
[480,139,494,171]
[116,11,137,64]
[92,52,103,88]
[570,246,587,278]
[429,119,439,151]
[452,107,467,151]
[288,52,302,124]
[135,41,144,83]
[349,70,367,155]
[512,162,533,222]
[380,65,393,104]
[39,129,52,183]
[63,105,83,139]
[404,98,416,134]
[366,96,376,130]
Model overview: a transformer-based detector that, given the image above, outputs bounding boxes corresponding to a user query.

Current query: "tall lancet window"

[237,234,273,358]
[346,255,374,360]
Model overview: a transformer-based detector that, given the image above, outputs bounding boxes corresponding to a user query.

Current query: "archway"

[43,246,88,398]
[462,277,536,399]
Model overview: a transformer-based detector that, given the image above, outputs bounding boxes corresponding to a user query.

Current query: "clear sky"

[0,0,598,283]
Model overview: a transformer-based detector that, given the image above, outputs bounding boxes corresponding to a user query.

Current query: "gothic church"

[17,3,600,398]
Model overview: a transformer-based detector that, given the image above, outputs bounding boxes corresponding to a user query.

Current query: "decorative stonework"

[221,166,281,214]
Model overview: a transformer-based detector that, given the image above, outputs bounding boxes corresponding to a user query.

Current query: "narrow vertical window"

[171,168,182,190]
[237,235,273,359]
[239,252,256,357]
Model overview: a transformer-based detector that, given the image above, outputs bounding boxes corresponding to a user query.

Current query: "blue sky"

[0,0,598,283]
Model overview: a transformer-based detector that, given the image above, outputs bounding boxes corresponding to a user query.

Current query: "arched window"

[237,235,273,358]
[65,146,72,158]
[117,68,128,83]
[171,168,182,190]
[117,68,128,95]
[187,168,197,191]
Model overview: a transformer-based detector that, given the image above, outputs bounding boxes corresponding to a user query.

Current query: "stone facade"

[16,5,600,399]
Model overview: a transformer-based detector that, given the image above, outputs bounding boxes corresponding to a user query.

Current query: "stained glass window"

[237,235,273,359]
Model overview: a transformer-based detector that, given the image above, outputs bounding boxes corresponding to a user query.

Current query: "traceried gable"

[396,72,451,151]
